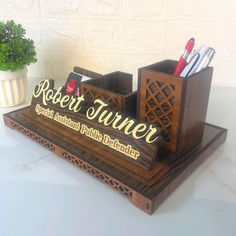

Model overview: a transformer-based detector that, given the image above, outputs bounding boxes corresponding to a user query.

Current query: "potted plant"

[0,20,37,107]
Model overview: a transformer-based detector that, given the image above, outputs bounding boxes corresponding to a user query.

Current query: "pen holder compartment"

[138,60,213,153]
[80,71,137,117]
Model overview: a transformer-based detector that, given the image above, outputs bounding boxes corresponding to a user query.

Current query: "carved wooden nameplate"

[31,79,163,169]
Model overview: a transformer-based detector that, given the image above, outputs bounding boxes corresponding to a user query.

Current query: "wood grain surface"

[31,82,162,170]
[4,107,227,214]
[138,60,213,153]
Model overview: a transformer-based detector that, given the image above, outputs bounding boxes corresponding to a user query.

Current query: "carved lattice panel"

[10,121,56,151]
[8,119,133,199]
[144,78,176,135]
[139,70,183,151]
[61,151,133,199]
[80,83,123,108]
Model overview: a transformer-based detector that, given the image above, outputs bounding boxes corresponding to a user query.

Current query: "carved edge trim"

[4,116,136,201]
[152,128,227,213]
[60,150,133,199]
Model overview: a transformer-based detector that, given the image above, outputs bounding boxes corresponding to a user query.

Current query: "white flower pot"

[0,68,27,107]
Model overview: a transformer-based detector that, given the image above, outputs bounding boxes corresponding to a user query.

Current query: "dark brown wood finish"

[80,71,137,117]
[138,60,213,153]
[3,107,227,214]
[31,81,161,170]
[3,62,227,214]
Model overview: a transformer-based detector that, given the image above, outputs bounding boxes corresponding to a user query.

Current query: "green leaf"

[0,20,37,71]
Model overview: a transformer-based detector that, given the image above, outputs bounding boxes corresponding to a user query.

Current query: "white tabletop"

[0,82,235,236]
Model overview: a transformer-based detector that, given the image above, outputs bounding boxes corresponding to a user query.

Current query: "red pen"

[173,38,195,76]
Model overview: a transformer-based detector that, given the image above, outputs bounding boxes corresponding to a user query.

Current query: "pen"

[186,45,209,76]
[173,38,195,76]
[180,53,200,77]
[195,48,215,73]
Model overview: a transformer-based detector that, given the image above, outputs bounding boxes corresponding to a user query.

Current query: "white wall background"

[0,0,236,87]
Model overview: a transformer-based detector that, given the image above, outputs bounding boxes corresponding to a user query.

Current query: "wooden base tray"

[3,106,227,214]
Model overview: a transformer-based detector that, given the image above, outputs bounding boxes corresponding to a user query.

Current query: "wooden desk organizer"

[3,62,227,215]
[80,71,137,116]
[138,60,213,153]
